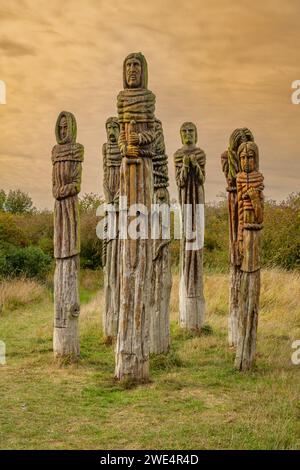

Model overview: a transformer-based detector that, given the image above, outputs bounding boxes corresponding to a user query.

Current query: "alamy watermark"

[291,80,300,104]
[96,198,205,251]
[0,341,6,365]
[291,340,300,365]
[0,80,6,104]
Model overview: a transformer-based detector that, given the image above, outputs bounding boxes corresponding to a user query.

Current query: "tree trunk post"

[174,122,206,331]
[52,111,84,360]
[150,118,172,354]
[115,53,156,382]
[221,128,254,347]
[102,117,122,343]
[234,141,264,371]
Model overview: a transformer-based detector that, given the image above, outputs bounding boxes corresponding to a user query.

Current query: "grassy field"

[0,269,299,450]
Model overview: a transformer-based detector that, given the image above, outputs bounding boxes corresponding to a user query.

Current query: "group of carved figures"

[51,53,264,381]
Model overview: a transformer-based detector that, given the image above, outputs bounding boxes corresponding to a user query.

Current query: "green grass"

[0,269,299,449]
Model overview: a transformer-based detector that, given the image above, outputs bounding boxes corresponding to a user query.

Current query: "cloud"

[0,39,36,57]
[1,0,300,209]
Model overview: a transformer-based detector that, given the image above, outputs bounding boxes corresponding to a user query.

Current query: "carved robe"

[102,140,122,340]
[52,111,83,359]
[235,169,264,371]
[150,119,172,354]
[115,53,155,381]
[174,145,206,329]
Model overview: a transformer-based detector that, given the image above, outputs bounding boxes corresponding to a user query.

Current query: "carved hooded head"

[55,111,77,145]
[105,117,120,143]
[180,122,197,146]
[227,127,254,180]
[123,52,148,89]
[238,141,259,173]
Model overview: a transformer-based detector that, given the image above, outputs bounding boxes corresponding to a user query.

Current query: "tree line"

[0,189,299,280]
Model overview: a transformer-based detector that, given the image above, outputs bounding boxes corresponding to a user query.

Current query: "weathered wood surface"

[221,128,254,347]
[115,53,155,381]
[102,117,122,342]
[174,122,205,331]
[52,111,83,360]
[150,118,172,354]
[53,256,80,357]
[228,264,242,347]
[235,141,264,371]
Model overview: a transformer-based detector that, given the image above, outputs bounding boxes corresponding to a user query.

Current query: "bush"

[0,245,52,280]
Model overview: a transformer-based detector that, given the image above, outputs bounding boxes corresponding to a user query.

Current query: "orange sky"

[1,0,300,208]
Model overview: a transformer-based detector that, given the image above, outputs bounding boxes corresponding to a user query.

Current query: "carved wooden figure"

[150,118,172,354]
[115,52,155,381]
[52,111,84,359]
[174,122,206,331]
[102,117,122,342]
[234,141,264,371]
[221,128,254,347]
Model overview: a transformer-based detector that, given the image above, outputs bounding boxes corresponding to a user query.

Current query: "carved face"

[126,57,142,88]
[106,122,120,143]
[59,116,68,141]
[180,125,196,145]
[240,147,256,173]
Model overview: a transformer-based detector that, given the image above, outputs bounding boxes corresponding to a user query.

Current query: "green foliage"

[0,245,52,280]
[80,209,103,269]
[0,189,300,276]
[0,212,27,247]
[262,194,300,270]
[79,193,103,213]
[0,189,6,211]
[4,189,35,214]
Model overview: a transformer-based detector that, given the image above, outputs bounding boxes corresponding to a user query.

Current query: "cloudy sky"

[1,0,300,208]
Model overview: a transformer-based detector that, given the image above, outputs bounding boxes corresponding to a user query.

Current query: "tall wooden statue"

[150,118,172,354]
[115,52,155,381]
[102,117,122,342]
[174,122,206,331]
[52,111,84,359]
[235,141,264,371]
[221,128,254,347]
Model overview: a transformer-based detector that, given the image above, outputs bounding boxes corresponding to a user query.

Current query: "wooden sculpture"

[221,128,254,347]
[102,117,122,342]
[150,118,172,354]
[115,52,155,381]
[234,141,264,371]
[52,111,84,359]
[174,122,206,331]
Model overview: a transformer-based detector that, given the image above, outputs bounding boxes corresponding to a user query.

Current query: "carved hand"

[247,187,259,201]
[126,145,139,158]
[128,132,139,146]
[190,155,197,167]
[183,155,190,167]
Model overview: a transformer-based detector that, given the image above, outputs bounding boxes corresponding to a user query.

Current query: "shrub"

[0,245,52,280]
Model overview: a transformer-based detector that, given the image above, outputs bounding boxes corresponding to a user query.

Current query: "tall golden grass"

[0,277,46,313]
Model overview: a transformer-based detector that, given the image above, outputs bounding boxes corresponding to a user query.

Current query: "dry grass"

[0,278,46,313]
[0,268,299,449]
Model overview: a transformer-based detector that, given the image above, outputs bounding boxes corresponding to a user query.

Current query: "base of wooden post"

[234,270,260,371]
[228,264,242,347]
[115,352,149,383]
[179,275,205,330]
[53,256,80,359]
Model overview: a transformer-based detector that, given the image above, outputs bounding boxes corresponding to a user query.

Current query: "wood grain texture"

[235,141,264,371]
[115,53,155,381]
[52,111,83,360]
[221,128,254,347]
[150,118,172,354]
[174,122,205,331]
[102,117,122,341]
